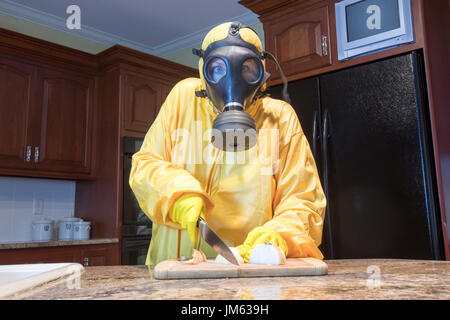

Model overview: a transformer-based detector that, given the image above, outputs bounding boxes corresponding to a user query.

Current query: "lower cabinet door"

[0,247,80,265]
[80,244,119,266]
[80,247,108,266]
[0,244,119,265]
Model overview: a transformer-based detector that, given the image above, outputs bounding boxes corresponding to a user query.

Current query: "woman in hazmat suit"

[129,22,326,268]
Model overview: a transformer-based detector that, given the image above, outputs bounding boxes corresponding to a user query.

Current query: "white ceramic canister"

[32,219,54,242]
[73,221,91,240]
[58,217,82,240]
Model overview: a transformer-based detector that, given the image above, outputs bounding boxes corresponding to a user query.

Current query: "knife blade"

[196,217,240,265]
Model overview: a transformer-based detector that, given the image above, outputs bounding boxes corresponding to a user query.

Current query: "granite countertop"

[0,238,119,250]
[7,259,450,300]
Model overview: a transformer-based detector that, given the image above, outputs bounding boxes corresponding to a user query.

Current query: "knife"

[196,217,240,265]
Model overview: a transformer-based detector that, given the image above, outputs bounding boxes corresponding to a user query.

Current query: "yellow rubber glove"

[237,226,288,263]
[169,194,205,243]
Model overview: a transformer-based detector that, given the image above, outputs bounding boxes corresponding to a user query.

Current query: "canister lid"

[59,217,81,222]
[33,218,53,224]
[73,221,90,225]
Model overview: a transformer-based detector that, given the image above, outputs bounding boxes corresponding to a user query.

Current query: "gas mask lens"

[241,58,261,83]
[206,57,227,83]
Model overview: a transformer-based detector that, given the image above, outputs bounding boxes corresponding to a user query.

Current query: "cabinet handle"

[34,146,39,163]
[322,35,328,56]
[25,146,32,162]
[83,257,89,267]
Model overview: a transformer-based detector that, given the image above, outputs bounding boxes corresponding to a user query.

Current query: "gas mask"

[193,22,290,152]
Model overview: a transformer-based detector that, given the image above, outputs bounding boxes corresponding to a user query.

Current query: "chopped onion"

[249,243,286,265]
[215,247,243,265]
[181,249,207,264]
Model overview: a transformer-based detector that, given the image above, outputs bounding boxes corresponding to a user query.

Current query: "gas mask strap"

[236,24,259,37]
[195,90,208,98]
[192,48,204,57]
[262,51,291,105]
[195,89,224,115]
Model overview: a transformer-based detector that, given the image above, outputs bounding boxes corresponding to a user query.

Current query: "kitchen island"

[6,259,450,300]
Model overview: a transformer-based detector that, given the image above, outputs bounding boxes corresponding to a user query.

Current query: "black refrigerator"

[268,51,445,260]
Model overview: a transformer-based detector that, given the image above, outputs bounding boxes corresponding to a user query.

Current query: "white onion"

[215,247,243,265]
[249,243,286,265]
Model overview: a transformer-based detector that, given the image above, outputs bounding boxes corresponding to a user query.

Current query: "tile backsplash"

[0,177,75,243]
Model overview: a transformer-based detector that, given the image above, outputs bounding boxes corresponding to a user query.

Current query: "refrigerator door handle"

[312,111,318,159]
[322,109,334,258]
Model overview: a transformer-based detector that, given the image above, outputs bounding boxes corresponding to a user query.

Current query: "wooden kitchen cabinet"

[0,246,80,265]
[0,243,119,265]
[264,4,331,82]
[123,71,164,135]
[0,54,94,178]
[80,246,111,266]
[34,67,94,174]
[0,28,97,179]
[79,244,119,265]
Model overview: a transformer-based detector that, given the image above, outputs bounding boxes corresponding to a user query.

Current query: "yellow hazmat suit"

[129,22,327,268]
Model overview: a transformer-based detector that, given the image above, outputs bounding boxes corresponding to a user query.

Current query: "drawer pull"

[322,35,328,56]
[34,146,39,163]
[25,146,31,162]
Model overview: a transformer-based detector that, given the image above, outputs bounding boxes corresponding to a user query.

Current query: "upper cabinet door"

[35,68,93,174]
[265,5,331,82]
[0,56,37,170]
[123,72,162,134]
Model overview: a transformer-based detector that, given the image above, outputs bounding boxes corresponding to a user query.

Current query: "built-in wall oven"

[122,137,152,265]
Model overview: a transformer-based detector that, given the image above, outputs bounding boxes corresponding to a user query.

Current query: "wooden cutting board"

[153,258,328,280]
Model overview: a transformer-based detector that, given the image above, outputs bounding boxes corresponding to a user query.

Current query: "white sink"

[0,263,84,298]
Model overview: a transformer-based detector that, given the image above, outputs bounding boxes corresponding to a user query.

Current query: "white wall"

[0,177,75,243]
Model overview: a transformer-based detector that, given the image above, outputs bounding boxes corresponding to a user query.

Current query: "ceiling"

[0,0,260,56]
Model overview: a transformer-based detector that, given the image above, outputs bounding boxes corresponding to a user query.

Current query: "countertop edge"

[11,259,450,300]
[0,238,119,250]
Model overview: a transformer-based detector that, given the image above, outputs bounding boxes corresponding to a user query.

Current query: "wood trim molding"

[0,27,97,74]
[97,45,197,80]
[0,168,95,180]
[0,27,198,81]
[239,0,324,20]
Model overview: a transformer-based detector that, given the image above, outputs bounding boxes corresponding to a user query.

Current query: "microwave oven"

[335,0,414,61]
